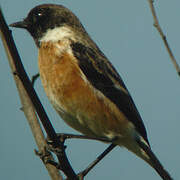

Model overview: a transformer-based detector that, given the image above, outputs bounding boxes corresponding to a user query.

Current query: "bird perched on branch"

[10,4,172,180]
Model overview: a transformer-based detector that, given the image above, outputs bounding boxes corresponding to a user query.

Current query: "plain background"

[0,0,180,179]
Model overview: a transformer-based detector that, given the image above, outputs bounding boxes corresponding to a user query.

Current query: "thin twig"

[78,144,116,179]
[31,73,40,86]
[148,0,180,76]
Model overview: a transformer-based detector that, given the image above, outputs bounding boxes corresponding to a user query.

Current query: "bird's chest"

[38,41,88,113]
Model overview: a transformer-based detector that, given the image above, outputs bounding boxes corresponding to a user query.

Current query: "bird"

[10,4,172,180]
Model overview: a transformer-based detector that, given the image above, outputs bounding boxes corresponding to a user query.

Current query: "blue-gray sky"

[0,0,180,179]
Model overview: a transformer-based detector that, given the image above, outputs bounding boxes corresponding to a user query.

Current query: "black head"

[10,4,85,45]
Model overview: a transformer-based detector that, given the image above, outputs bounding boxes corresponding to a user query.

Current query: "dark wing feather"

[71,42,149,145]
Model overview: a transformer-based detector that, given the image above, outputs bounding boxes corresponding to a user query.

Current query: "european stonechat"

[10,4,172,179]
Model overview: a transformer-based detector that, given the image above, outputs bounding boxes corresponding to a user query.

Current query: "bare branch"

[0,7,78,180]
[148,0,180,76]
[78,144,116,179]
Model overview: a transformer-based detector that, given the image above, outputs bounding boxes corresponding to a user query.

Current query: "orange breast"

[38,41,132,139]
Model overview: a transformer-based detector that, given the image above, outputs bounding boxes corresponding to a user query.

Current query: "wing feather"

[71,42,149,145]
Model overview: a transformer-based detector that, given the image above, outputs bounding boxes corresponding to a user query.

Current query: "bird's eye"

[35,9,44,18]
[37,12,43,17]
[28,7,49,25]
[31,8,46,24]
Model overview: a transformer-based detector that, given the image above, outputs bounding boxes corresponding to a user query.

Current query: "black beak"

[9,20,28,29]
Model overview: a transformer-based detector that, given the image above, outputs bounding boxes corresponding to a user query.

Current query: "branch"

[31,73,40,86]
[148,0,180,76]
[0,7,78,180]
[78,143,116,179]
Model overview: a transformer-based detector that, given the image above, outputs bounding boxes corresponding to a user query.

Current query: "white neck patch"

[40,26,75,42]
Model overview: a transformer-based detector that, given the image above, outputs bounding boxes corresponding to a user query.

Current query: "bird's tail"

[132,138,173,180]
